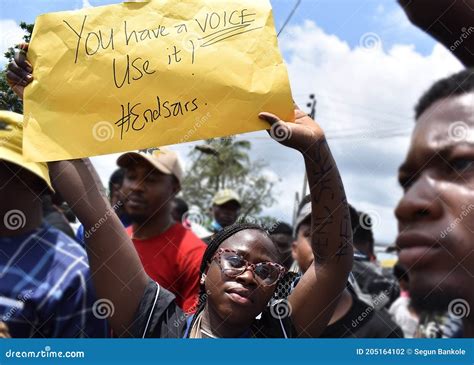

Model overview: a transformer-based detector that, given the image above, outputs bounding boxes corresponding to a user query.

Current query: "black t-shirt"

[320,292,404,338]
[131,280,295,338]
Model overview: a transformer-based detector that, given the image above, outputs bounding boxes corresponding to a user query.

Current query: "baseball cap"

[116,148,183,184]
[212,189,241,206]
[0,111,53,191]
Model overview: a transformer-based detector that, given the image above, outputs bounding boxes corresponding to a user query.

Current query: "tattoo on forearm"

[336,199,351,261]
[306,139,352,263]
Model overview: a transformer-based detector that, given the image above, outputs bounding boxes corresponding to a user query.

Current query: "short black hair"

[108,168,125,194]
[415,68,474,119]
[172,197,189,216]
[348,204,375,247]
[268,221,293,236]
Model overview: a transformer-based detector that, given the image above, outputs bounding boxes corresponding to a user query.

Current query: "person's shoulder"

[132,280,186,338]
[39,224,84,250]
[364,308,404,338]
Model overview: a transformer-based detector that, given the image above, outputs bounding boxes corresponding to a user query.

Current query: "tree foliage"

[0,22,34,113]
[181,136,277,221]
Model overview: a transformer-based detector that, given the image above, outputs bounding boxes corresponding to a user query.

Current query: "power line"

[277,0,302,37]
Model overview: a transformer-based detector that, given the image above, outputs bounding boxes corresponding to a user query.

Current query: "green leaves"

[181,136,276,220]
[0,22,34,113]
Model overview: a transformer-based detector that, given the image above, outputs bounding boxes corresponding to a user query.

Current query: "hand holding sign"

[6,44,33,98]
[22,0,293,162]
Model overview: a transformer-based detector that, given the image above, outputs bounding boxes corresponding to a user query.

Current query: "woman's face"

[204,229,281,326]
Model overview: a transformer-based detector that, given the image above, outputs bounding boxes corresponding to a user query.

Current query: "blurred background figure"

[203,189,242,244]
[349,205,399,309]
[209,189,241,232]
[349,205,376,261]
[171,197,189,223]
[174,197,212,239]
[41,193,76,239]
[107,168,131,226]
[268,221,294,270]
[75,167,131,245]
[388,263,419,338]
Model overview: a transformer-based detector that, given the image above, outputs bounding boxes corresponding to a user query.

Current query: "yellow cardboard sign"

[23,0,293,162]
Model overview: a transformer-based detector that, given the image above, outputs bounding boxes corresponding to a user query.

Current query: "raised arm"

[259,108,353,337]
[7,47,148,336]
[398,0,474,67]
[48,159,148,336]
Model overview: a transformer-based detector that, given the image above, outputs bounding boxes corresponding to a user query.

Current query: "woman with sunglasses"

[8,49,353,337]
[49,109,352,338]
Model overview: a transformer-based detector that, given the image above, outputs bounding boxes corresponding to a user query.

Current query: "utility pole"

[301,94,317,198]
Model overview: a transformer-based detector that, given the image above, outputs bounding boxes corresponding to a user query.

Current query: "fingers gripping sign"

[6,43,34,100]
[259,104,324,153]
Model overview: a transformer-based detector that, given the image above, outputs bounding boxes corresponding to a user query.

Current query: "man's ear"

[200,273,207,285]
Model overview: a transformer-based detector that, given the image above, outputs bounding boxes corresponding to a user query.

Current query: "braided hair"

[189,223,272,334]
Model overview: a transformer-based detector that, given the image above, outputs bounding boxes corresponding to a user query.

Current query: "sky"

[0,0,464,244]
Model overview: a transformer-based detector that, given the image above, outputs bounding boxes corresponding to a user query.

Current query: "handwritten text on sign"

[24,0,293,162]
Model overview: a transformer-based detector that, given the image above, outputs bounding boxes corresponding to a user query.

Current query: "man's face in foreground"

[395,92,474,313]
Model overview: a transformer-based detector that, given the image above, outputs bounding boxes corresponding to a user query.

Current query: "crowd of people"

[0,0,473,339]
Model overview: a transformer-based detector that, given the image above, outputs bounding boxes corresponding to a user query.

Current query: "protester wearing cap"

[0,111,108,338]
[209,189,241,233]
[118,148,206,313]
